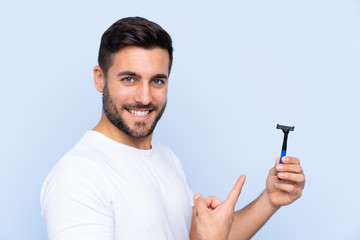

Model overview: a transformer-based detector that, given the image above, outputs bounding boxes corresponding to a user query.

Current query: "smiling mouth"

[127,109,151,117]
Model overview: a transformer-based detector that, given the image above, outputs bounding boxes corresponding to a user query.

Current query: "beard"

[102,82,166,138]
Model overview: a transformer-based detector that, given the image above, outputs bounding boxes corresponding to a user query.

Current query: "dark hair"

[98,17,173,77]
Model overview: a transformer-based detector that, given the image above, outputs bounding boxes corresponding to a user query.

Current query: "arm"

[228,156,305,240]
[228,190,278,240]
[41,158,114,240]
[190,156,305,240]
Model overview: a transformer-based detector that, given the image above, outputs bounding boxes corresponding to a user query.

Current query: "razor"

[276,124,295,164]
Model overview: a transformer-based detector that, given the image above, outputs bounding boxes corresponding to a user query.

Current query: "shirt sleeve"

[40,156,114,240]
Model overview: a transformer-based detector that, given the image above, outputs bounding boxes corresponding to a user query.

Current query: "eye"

[123,77,134,83]
[152,79,165,85]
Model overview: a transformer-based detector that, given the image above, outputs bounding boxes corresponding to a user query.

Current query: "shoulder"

[41,155,106,199]
[40,133,112,211]
[46,130,116,177]
[44,131,109,186]
[48,155,103,181]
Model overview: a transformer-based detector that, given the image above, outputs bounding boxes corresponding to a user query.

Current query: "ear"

[93,65,105,93]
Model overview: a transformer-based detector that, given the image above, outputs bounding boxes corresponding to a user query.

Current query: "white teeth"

[129,110,150,117]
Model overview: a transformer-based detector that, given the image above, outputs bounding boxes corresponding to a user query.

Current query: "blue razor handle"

[280,150,286,164]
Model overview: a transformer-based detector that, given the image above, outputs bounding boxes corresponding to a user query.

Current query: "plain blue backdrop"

[1,0,360,239]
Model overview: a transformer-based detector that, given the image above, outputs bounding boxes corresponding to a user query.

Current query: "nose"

[134,82,152,105]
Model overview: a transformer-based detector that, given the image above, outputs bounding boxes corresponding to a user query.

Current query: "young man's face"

[102,46,169,138]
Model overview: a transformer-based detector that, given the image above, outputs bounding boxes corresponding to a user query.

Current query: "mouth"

[126,108,153,119]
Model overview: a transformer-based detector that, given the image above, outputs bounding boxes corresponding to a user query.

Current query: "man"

[41,17,305,240]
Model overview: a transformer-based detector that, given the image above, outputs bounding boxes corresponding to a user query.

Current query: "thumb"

[275,157,281,165]
[224,175,246,208]
[193,193,208,217]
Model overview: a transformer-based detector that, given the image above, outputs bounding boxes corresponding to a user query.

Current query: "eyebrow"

[117,71,168,80]
[117,71,140,78]
[152,73,168,80]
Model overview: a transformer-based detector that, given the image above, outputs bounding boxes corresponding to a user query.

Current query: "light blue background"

[1,0,360,239]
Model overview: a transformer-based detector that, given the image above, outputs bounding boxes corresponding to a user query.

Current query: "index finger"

[224,175,246,208]
[281,156,300,165]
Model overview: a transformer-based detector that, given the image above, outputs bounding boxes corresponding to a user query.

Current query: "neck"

[93,111,153,150]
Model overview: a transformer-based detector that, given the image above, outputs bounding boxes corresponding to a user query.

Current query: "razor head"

[277,124,295,133]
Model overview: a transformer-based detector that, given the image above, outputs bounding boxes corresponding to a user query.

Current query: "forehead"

[109,46,170,76]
